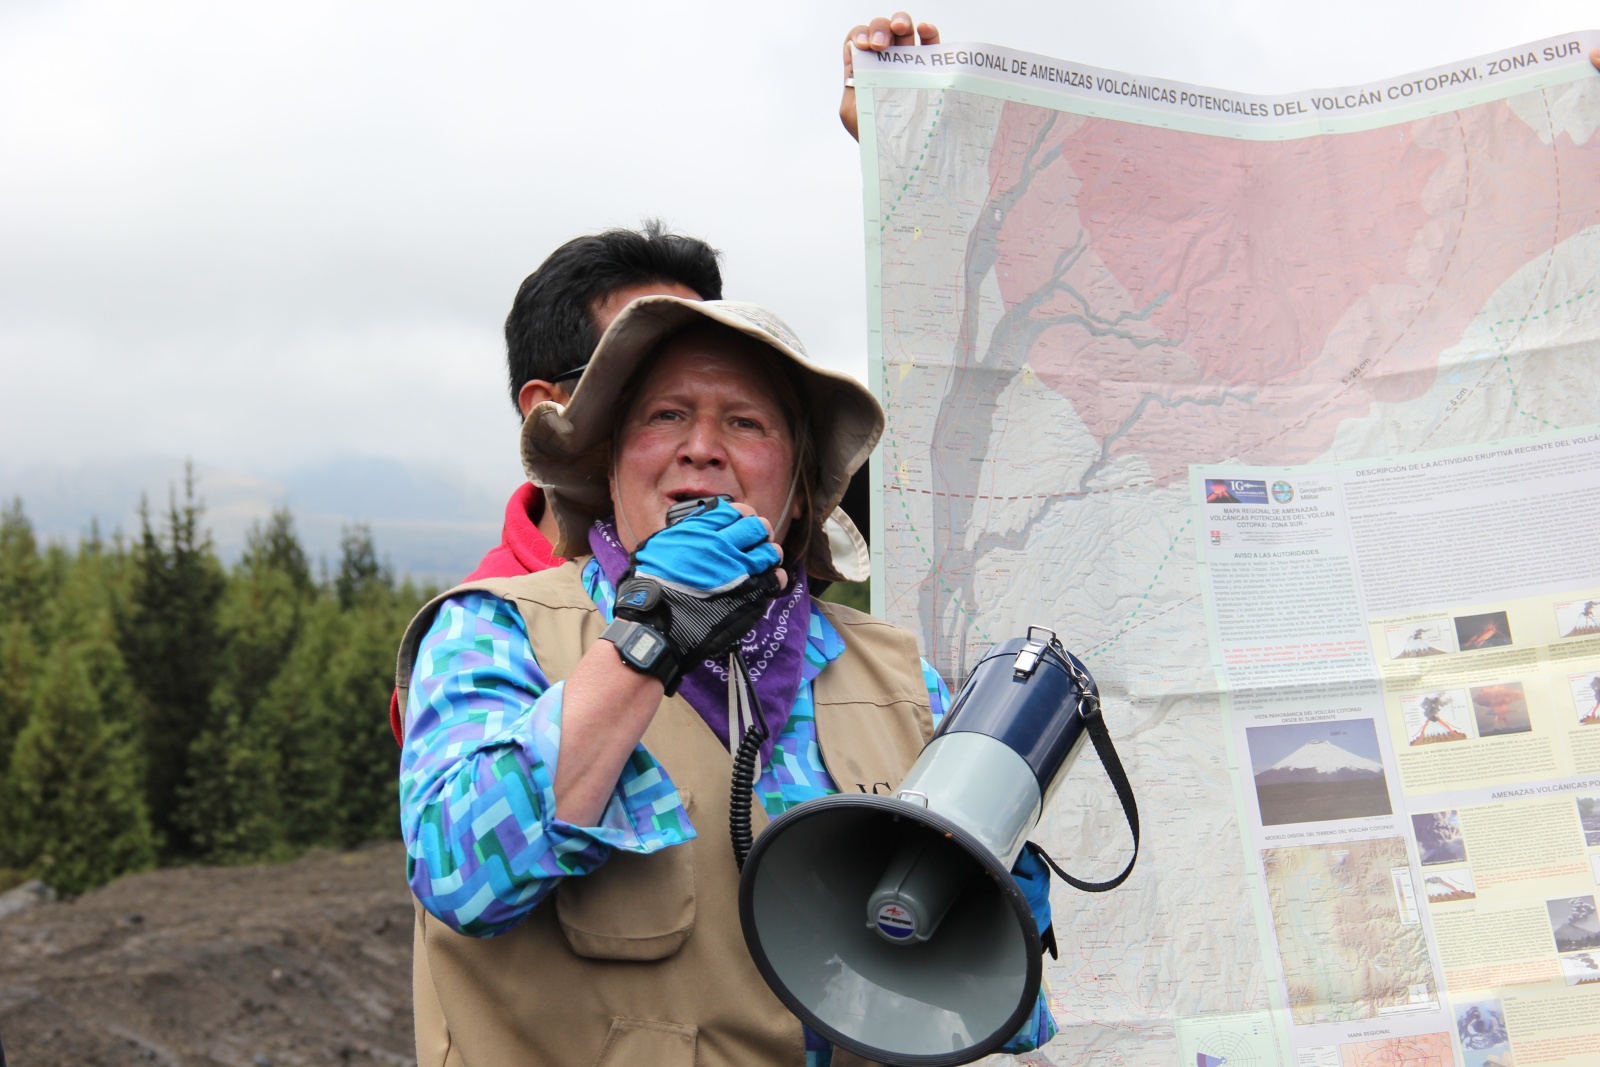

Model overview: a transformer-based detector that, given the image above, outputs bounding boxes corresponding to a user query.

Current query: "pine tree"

[39,522,137,715]
[178,692,287,862]
[2,514,141,877]
[335,523,392,611]
[114,466,225,858]
[262,598,345,848]
[291,522,409,846]
[0,621,36,773]
[226,509,314,703]
[177,509,313,861]
[244,508,313,595]
[4,644,156,894]
[0,501,43,796]
[0,498,43,631]
[327,593,411,846]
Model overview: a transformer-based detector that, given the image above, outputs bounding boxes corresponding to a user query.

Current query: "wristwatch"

[600,616,680,692]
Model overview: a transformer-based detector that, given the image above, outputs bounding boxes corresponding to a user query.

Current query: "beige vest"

[394,562,934,1067]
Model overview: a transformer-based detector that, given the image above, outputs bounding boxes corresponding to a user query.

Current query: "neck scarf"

[589,519,810,766]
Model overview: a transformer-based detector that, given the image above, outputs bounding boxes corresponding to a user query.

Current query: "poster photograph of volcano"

[1454,611,1514,651]
[1579,793,1600,847]
[1469,682,1532,737]
[1412,810,1467,866]
[1245,719,1393,826]
[1547,895,1600,952]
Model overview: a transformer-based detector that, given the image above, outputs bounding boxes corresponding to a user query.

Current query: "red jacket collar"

[463,482,564,581]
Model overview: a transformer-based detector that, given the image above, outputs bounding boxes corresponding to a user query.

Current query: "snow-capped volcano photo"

[1253,739,1386,785]
[1246,719,1394,825]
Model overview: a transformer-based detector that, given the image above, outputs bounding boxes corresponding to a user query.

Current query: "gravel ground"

[0,843,415,1067]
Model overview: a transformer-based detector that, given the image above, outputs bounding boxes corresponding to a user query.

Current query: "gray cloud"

[3,0,1592,575]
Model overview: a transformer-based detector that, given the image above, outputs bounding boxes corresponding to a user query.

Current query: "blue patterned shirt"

[400,560,1057,1060]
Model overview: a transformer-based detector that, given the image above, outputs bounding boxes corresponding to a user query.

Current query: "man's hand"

[841,11,940,141]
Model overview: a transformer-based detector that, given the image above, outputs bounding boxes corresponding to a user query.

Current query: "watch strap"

[600,616,681,693]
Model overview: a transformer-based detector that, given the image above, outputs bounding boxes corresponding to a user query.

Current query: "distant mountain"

[0,454,507,585]
[1254,740,1385,785]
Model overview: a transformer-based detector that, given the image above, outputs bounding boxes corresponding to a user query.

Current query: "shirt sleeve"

[399,591,695,938]
[1000,844,1060,1052]
[922,659,951,729]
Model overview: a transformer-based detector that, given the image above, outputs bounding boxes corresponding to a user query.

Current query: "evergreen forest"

[0,472,433,896]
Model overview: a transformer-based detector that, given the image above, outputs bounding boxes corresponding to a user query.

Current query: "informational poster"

[855,31,1600,1067]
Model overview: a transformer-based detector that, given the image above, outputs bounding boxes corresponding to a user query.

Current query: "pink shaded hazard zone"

[982,99,1600,481]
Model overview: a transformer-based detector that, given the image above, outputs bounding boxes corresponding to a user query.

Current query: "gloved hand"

[615,500,783,688]
[633,499,780,593]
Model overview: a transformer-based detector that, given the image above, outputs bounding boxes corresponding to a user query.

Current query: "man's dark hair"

[504,220,722,414]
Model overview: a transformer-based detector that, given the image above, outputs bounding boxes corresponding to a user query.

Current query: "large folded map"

[855,32,1600,1067]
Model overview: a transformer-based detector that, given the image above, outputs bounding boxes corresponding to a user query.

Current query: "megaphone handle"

[1024,704,1140,894]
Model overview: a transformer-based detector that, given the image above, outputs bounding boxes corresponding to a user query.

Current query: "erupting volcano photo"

[1547,896,1600,953]
[1577,793,1600,848]
[1470,683,1532,737]
[1412,810,1467,865]
[1455,611,1514,651]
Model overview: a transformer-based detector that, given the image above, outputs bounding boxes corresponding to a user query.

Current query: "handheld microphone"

[664,494,734,527]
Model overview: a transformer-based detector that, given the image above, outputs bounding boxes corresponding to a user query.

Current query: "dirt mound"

[0,843,415,1066]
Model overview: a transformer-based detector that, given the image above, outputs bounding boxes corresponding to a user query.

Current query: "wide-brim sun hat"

[521,296,884,583]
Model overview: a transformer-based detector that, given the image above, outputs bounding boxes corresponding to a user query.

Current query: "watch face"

[623,627,664,666]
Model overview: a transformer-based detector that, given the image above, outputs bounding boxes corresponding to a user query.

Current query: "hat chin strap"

[614,485,646,555]
[775,461,802,551]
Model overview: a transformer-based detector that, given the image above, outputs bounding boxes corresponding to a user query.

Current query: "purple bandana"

[589,519,810,765]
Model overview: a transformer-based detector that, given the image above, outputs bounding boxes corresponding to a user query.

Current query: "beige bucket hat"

[521,296,883,583]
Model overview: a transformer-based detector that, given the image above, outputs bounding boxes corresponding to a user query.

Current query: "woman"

[396,297,1055,1066]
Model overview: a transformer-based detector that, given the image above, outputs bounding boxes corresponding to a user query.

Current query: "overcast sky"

[2,0,1595,571]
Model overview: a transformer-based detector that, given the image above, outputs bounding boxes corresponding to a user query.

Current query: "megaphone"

[739,626,1116,1066]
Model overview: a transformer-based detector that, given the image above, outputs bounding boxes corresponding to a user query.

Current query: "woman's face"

[611,329,800,553]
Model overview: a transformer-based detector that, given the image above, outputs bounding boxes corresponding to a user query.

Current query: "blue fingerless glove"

[614,500,784,683]
[1012,845,1053,942]
[632,499,781,594]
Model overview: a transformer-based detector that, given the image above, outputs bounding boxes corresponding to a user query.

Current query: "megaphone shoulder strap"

[1024,697,1140,894]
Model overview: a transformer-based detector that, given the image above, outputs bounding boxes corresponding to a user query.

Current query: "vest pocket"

[556,790,696,960]
[590,1018,697,1067]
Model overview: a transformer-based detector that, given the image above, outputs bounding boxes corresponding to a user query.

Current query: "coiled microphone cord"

[727,651,769,871]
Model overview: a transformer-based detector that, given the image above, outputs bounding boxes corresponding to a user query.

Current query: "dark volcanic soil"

[0,843,415,1067]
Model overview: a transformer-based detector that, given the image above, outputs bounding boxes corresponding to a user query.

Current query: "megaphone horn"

[739,626,1113,1066]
